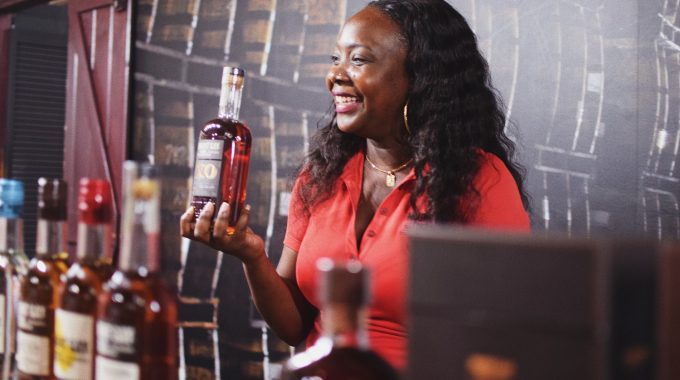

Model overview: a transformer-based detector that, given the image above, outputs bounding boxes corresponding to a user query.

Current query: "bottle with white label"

[54,179,113,380]
[17,178,69,380]
[96,162,178,380]
[0,178,27,380]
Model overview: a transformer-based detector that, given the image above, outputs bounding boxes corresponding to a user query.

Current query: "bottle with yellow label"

[54,179,113,380]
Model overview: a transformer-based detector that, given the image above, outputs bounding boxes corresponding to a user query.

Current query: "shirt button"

[367,230,376,238]
[379,208,388,215]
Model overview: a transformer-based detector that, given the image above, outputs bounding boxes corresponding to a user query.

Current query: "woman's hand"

[180,202,265,265]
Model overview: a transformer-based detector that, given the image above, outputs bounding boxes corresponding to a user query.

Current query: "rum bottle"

[96,162,178,380]
[281,259,399,380]
[54,179,113,380]
[0,178,27,380]
[17,178,69,380]
[191,66,252,233]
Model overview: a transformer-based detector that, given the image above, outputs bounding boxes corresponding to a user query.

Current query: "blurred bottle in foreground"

[96,162,177,380]
[282,259,398,380]
[17,178,69,379]
[55,179,113,380]
[0,179,27,380]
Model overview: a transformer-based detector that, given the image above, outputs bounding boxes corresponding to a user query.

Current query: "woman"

[181,0,530,371]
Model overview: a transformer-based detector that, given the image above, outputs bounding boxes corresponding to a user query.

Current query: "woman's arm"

[180,202,317,346]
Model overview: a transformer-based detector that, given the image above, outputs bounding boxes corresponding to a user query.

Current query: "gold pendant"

[386,172,396,187]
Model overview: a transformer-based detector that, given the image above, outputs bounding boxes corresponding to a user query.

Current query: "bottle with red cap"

[96,162,178,380]
[54,178,114,380]
[281,259,399,380]
[0,178,28,380]
[16,178,69,379]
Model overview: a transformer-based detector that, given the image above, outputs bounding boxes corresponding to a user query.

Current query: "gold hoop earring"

[403,102,411,135]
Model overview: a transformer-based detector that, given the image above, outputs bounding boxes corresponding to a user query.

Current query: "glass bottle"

[96,162,178,380]
[191,66,252,233]
[281,259,399,380]
[54,179,113,380]
[17,178,69,380]
[0,178,27,380]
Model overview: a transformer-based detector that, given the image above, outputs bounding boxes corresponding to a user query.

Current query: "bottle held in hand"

[191,66,251,234]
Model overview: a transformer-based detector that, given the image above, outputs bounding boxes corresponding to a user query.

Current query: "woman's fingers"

[233,204,251,235]
[212,202,231,241]
[180,206,195,238]
[193,202,215,243]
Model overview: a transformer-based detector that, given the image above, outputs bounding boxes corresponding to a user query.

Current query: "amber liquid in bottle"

[54,179,113,380]
[17,178,69,380]
[96,163,178,380]
[282,259,399,380]
[191,66,251,233]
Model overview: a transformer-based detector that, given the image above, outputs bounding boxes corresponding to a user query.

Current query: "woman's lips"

[334,95,362,113]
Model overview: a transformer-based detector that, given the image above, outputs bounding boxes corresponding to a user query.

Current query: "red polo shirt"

[284,150,530,370]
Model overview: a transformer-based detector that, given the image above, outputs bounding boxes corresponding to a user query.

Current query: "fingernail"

[201,202,214,214]
[219,202,228,214]
[245,204,251,212]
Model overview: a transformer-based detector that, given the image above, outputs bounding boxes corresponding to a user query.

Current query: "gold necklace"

[365,155,413,187]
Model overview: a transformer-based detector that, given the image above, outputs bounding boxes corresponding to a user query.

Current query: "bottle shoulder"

[200,118,251,140]
[284,342,398,380]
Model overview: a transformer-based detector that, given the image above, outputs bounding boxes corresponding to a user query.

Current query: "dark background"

[129,0,676,378]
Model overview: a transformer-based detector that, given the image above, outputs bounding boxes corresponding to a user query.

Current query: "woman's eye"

[351,56,366,64]
[330,55,340,64]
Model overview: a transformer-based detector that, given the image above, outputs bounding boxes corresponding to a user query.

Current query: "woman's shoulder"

[475,150,513,182]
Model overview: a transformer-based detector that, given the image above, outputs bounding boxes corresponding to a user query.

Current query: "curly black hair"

[298,0,529,223]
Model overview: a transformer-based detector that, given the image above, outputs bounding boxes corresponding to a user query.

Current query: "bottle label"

[17,330,50,375]
[192,139,225,198]
[54,309,94,380]
[18,301,48,332]
[0,294,4,354]
[95,356,140,380]
[96,320,137,358]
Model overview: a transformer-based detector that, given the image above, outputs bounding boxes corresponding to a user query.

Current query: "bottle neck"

[218,81,243,120]
[119,217,160,274]
[76,222,112,261]
[119,195,160,274]
[35,219,67,258]
[0,217,23,256]
[320,303,369,349]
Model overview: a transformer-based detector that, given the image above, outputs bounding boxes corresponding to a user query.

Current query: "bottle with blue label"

[0,178,29,380]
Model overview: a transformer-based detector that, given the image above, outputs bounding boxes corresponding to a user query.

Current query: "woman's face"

[326,6,409,140]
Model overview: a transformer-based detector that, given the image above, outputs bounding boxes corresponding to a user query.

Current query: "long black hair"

[298,0,529,222]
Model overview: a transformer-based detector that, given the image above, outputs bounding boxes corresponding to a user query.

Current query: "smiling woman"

[180,0,530,374]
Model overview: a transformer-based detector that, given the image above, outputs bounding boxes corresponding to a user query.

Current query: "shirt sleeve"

[283,175,311,252]
[468,152,531,231]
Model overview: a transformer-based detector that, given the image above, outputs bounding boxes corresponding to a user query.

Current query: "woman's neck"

[364,140,412,169]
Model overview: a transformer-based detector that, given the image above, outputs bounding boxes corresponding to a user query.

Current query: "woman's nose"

[328,66,350,84]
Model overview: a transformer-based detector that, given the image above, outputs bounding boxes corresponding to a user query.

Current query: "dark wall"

[133,0,676,378]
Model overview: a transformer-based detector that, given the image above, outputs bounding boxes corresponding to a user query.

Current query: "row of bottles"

[0,160,177,380]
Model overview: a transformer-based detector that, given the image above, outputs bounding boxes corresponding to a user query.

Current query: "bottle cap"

[317,258,370,305]
[222,66,245,88]
[0,179,24,219]
[78,178,113,224]
[38,178,68,221]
